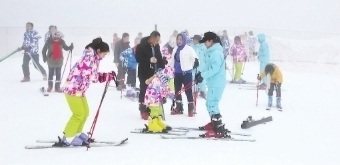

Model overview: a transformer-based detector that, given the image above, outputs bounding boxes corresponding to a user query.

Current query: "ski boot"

[199,114,229,138]
[143,116,167,133]
[266,96,273,110]
[170,101,184,115]
[55,81,63,93]
[276,97,282,111]
[47,80,53,92]
[157,115,172,131]
[52,135,84,147]
[188,102,195,117]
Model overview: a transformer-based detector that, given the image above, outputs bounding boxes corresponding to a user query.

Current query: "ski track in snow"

[0,55,339,165]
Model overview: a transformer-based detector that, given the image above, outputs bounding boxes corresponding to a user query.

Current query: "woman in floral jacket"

[52,38,117,147]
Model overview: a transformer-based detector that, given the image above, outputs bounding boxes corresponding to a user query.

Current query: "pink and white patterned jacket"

[62,48,102,97]
[230,42,247,62]
[144,66,174,106]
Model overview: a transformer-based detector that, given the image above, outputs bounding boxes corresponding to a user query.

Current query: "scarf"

[52,40,62,60]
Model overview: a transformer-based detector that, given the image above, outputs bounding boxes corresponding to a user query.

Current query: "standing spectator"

[247,31,258,61]
[134,32,143,45]
[257,33,270,89]
[111,33,120,51]
[113,33,130,90]
[220,30,230,58]
[19,22,47,82]
[135,31,165,120]
[168,30,178,48]
[44,25,57,43]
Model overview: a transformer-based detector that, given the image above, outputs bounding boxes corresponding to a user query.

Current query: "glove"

[162,56,168,65]
[193,58,199,69]
[69,43,74,50]
[98,73,108,83]
[108,71,119,86]
[195,72,203,84]
[257,74,261,81]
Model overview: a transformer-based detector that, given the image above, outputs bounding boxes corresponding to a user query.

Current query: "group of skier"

[14,22,283,147]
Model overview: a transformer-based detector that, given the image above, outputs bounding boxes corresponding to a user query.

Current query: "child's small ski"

[134,128,188,133]
[241,116,273,129]
[40,87,49,96]
[160,135,255,142]
[25,138,128,149]
[172,127,251,136]
[266,106,282,112]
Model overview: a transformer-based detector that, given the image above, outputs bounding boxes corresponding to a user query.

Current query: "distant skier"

[257,63,283,110]
[257,33,270,89]
[247,31,257,61]
[42,31,73,92]
[53,37,117,147]
[19,22,47,82]
[230,36,247,83]
[194,32,228,138]
[134,32,143,46]
[120,46,138,99]
[142,67,173,133]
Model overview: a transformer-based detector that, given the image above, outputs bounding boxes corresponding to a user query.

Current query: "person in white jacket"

[168,32,199,117]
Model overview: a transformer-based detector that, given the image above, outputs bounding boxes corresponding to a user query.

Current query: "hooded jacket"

[257,34,270,63]
[42,37,72,68]
[201,43,226,87]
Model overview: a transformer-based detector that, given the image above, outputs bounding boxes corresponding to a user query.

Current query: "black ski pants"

[22,54,46,78]
[268,83,282,97]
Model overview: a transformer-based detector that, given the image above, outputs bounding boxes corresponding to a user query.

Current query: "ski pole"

[87,80,111,151]
[170,81,196,112]
[0,47,20,62]
[256,74,260,107]
[27,53,45,78]
[193,69,198,115]
[61,51,71,81]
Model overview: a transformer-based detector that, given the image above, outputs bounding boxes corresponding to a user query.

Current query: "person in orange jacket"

[257,63,283,111]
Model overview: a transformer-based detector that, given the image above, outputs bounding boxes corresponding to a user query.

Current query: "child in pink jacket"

[53,38,117,147]
[143,67,174,133]
[230,36,247,84]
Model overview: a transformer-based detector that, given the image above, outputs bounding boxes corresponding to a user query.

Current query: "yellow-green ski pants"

[63,94,89,137]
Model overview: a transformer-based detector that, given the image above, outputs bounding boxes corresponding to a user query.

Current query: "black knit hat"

[199,32,218,43]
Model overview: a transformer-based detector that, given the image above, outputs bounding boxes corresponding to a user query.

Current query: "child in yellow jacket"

[257,63,283,110]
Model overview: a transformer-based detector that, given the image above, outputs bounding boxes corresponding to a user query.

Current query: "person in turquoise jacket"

[191,35,207,98]
[257,33,270,89]
[194,32,227,138]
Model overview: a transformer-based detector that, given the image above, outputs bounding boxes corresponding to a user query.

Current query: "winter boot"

[266,96,273,110]
[55,81,62,93]
[47,80,53,92]
[20,77,30,82]
[139,103,149,120]
[188,102,195,117]
[200,114,228,138]
[276,97,282,110]
[171,101,184,115]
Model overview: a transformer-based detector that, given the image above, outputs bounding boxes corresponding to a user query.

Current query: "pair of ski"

[131,127,255,142]
[25,138,128,149]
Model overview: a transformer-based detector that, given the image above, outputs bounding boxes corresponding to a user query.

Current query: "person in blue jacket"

[191,35,207,98]
[194,32,228,138]
[257,33,270,89]
[120,46,138,98]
